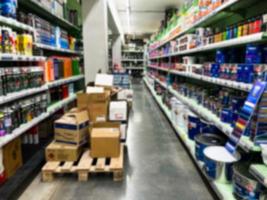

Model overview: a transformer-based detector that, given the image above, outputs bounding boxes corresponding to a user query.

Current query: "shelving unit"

[144,77,235,200]
[148,0,246,52]
[18,0,80,34]
[121,45,145,77]
[149,76,259,152]
[144,0,267,198]
[149,33,267,59]
[0,1,84,194]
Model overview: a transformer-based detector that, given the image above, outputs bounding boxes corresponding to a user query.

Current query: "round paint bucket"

[204,146,241,184]
[195,133,226,162]
[188,112,200,140]
[233,163,263,200]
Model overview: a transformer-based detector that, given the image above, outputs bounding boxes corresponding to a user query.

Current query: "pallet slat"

[60,162,74,173]
[95,158,106,171]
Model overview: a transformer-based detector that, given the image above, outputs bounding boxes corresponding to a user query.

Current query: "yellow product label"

[236,122,245,130]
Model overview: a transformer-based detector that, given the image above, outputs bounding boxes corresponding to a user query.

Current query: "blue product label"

[204,158,217,179]
[195,142,206,161]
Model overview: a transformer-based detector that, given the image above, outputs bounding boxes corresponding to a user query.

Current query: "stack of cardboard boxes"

[45,74,133,163]
[46,108,90,162]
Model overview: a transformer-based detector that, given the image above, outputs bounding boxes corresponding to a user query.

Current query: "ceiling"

[114,0,182,35]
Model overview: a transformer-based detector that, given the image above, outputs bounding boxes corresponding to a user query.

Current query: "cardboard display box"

[54,109,89,145]
[3,138,22,178]
[91,127,120,158]
[77,91,110,122]
[109,101,128,121]
[45,141,82,162]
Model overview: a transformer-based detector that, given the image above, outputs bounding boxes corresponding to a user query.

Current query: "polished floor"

[19,81,213,200]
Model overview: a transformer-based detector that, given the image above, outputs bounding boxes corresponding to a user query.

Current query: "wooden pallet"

[42,144,124,182]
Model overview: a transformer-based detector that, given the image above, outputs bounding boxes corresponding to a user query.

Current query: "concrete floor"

[19,81,213,200]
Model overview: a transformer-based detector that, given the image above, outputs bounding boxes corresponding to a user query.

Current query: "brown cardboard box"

[54,109,89,145]
[45,141,82,162]
[91,128,120,158]
[88,122,120,147]
[3,138,22,178]
[77,92,110,105]
[88,102,108,122]
[77,92,110,122]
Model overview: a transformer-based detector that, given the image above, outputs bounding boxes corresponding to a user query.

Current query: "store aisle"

[19,81,213,200]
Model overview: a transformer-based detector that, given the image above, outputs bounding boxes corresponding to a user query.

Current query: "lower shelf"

[0,94,78,148]
[144,77,236,200]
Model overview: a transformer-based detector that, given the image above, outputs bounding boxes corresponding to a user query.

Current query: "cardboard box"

[3,138,22,178]
[54,109,89,145]
[86,86,104,94]
[45,141,82,162]
[77,92,110,122]
[91,127,120,158]
[95,74,114,88]
[109,101,128,121]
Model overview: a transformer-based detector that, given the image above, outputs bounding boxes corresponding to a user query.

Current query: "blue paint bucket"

[204,146,240,184]
[199,119,218,134]
[233,163,263,200]
[195,133,226,162]
[188,112,200,140]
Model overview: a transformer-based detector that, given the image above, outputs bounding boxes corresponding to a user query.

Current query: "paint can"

[199,119,219,134]
[233,163,263,200]
[195,133,226,162]
[188,112,200,140]
[204,146,241,184]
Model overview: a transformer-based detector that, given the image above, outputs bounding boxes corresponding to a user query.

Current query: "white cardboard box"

[86,86,104,94]
[109,101,128,121]
[95,74,114,87]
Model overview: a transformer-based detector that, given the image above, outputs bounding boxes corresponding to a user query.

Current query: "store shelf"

[150,33,267,59]
[147,65,169,72]
[0,15,35,32]
[0,54,46,62]
[144,77,235,200]
[47,94,77,114]
[125,67,144,70]
[148,0,240,52]
[170,70,253,92]
[0,112,49,148]
[122,59,144,62]
[46,75,85,88]
[122,50,144,53]
[151,76,260,152]
[249,164,267,188]
[34,43,83,55]
[0,86,48,106]
[18,0,80,33]
[0,93,78,148]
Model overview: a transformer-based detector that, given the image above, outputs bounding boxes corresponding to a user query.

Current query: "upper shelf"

[0,15,34,32]
[18,0,80,34]
[149,0,240,52]
[150,33,267,59]
[34,43,83,55]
